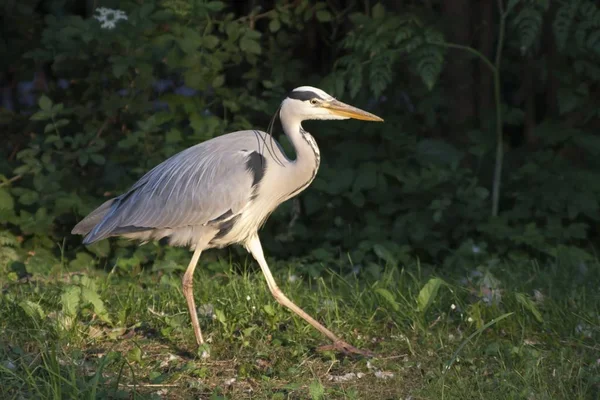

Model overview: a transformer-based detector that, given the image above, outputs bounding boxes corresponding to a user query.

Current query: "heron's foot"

[196,343,211,359]
[317,340,374,357]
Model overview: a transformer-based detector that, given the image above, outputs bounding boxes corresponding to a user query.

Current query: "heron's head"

[281,86,383,122]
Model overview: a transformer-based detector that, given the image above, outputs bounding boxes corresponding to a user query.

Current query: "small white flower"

[93,7,128,30]
[450,303,456,310]
[224,377,236,386]
[322,299,335,309]
[197,303,214,318]
[374,370,394,380]
[467,317,473,322]
[288,274,298,283]
[246,295,251,301]
[327,372,365,382]
[472,245,481,254]
[575,323,593,338]
[3,360,16,370]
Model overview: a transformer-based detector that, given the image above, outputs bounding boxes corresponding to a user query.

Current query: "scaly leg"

[245,235,371,356]
[182,243,205,346]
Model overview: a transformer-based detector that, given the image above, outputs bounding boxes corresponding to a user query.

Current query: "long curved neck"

[280,105,321,170]
[278,104,321,198]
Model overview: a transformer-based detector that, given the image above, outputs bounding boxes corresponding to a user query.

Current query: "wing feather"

[78,131,273,244]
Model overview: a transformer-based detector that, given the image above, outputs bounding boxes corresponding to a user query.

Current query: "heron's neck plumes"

[278,101,321,196]
[279,103,320,164]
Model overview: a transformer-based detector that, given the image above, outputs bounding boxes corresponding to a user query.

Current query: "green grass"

[0,255,599,399]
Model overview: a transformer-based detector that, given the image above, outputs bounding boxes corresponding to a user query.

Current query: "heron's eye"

[309,99,318,105]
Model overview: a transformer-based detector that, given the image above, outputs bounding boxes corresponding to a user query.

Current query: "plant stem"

[432,42,496,74]
[491,0,507,217]
[432,0,508,217]
[0,174,23,188]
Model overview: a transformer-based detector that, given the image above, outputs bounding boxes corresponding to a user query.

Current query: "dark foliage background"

[1,0,600,278]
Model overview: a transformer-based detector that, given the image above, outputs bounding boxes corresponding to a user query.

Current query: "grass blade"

[443,312,514,374]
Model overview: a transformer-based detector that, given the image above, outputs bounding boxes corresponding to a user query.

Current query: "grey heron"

[72,86,383,356]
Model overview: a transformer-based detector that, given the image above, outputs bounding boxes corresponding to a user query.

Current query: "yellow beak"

[324,99,384,122]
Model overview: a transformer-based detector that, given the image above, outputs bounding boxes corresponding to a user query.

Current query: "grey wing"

[74,131,269,244]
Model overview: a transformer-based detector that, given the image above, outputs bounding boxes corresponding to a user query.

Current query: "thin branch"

[491,0,508,217]
[235,0,302,27]
[88,117,111,147]
[430,42,496,74]
[432,0,508,217]
[0,174,22,188]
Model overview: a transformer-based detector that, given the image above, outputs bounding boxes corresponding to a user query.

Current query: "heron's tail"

[71,198,116,241]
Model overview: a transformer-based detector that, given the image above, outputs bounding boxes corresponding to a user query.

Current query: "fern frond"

[337,8,445,95]
[160,0,192,17]
[0,231,18,247]
[348,60,364,98]
[413,46,444,91]
[368,55,393,98]
[587,29,600,55]
[0,230,20,266]
[513,5,543,54]
[574,60,600,81]
[553,0,580,51]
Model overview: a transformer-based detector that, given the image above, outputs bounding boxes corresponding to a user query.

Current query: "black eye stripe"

[288,90,324,102]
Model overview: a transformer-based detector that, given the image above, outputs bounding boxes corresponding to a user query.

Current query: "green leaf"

[81,286,111,323]
[165,128,182,143]
[506,0,521,15]
[417,277,444,313]
[214,308,226,324]
[372,3,385,19]
[225,21,241,41]
[20,300,45,320]
[269,18,281,32]
[553,1,579,51]
[189,113,206,133]
[87,240,110,258]
[178,28,203,54]
[515,293,543,323]
[308,380,325,400]
[78,152,89,166]
[373,243,397,266]
[416,139,463,166]
[69,252,96,270]
[269,18,281,33]
[0,188,14,210]
[18,190,39,206]
[90,154,106,165]
[315,10,332,22]
[205,1,225,11]
[38,95,52,111]
[61,285,81,317]
[212,75,225,88]
[263,304,275,316]
[353,162,378,192]
[240,36,262,54]
[202,35,219,49]
[54,118,69,128]
[30,110,51,121]
[127,347,142,363]
[112,62,129,78]
[45,134,61,146]
[375,288,400,311]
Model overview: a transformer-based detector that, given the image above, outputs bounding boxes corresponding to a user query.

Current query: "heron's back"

[72,130,293,249]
